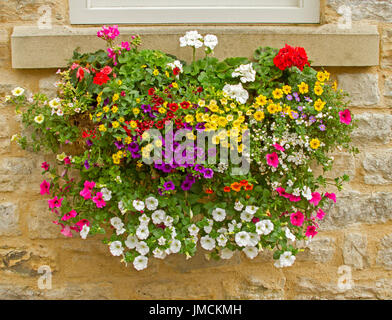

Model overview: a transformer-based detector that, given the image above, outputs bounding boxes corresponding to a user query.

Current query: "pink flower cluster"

[80,180,106,208]
[97,25,120,41]
[276,187,301,202]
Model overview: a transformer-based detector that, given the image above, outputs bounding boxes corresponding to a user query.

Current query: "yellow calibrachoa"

[112,121,120,128]
[118,117,125,123]
[314,85,323,96]
[113,93,119,102]
[314,98,326,111]
[153,69,159,76]
[317,71,327,82]
[310,138,321,149]
[99,124,107,132]
[124,136,132,144]
[172,82,179,89]
[298,82,309,94]
[282,85,292,95]
[272,88,284,100]
[133,108,140,115]
[255,95,267,106]
[103,106,110,113]
[254,110,265,121]
[112,105,118,113]
[136,98,141,103]
[130,120,137,128]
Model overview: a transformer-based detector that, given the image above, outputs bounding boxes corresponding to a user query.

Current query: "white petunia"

[34,114,44,124]
[247,233,260,247]
[138,213,150,225]
[110,217,123,229]
[101,188,112,201]
[116,227,126,235]
[152,209,166,224]
[228,220,242,233]
[235,231,250,247]
[109,241,124,256]
[56,109,64,116]
[217,234,228,247]
[243,246,259,259]
[274,251,296,268]
[133,199,145,211]
[49,98,61,109]
[169,239,181,253]
[80,224,90,239]
[164,215,174,227]
[284,227,296,242]
[302,186,312,200]
[133,255,148,271]
[188,224,199,236]
[220,248,235,259]
[204,34,218,50]
[222,83,249,104]
[234,201,244,211]
[136,225,149,240]
[12,87,24,96]
[145,196,158,211]
[125,235,138,249]
[118,200,127,214]
[240,210,253,222]
[204,225,212,234]
[200,235,216,251]
[153,247,167,259]
[232,63,256,83]
[212,208,226,222]
[245,205,259,215]
[255,220,274,235]
[136,241,149,255]
[157,236,166,246]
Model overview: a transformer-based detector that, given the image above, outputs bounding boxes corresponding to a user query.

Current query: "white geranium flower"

[234,201,244,212]
[133,199,145,211]
[212,208,226,222]
[169,239,181,253]
[109,241,124,256]
[101,188,112,201]
[204,34,218,50]
[179,30,203,48]
[138,213,150,225]
[34,114,44,124]
[145,196,158,211]
[284,227,296,242]
[232,63,256,83]
[153,247,167,259]
[248,233,260,247]
[220,248,234,259]
[222,83,249,104]
[235,231,250,247]
[125,235,138,249]
[274,251,296,268]
[255,220,274,235]
[152,209,166,224]
[188,224,199,236]
[201,235,216,251]
[217,234,227,247]
[80,225,90,239]
[133,255,148,271]
[118,200,127,214]
[240,211,253,222]
[245,205,259,215]
[136,241,149,255]
[136,225,149,240]
[243,246,259,259]
[157,236,166,246]
[12,87,24,96]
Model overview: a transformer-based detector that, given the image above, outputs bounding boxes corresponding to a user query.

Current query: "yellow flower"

[136,161,143,168]
[212,135,220,145]
[158,107,166,114]
[155,139,163,147]
[99,124,107,132]
[237,115,245,123]
[130,120,137,128]
[298,82,309,94]
[89,113,93,120]
[165,71,170,78]
[254,111,265,121]
[133,108,140,115]
[113,93,119,102]
[218,117,228,127]
[332,81,338,91]
[97,96,102,103]
[34,114,45,124]
[220,98,228,105]
[310,138,321,150]
[96,112,103,118]
[103,106,109,113]
[209,104,219,113]
[196,113,204,122]
[124,136,132,144]
[267,103,277,114]
[112,105,118,113]
[202,114,210,122]
[142,131,150,140]
[112,121,120,128]
[272,88,284,100]
[153,69,159,76]
[184,114,194,123]
[282,85,292,95]
[255,95,267,106]
[198,99,205,107]
[314,85,324,96]
[116,136,122,142]
[317,71,326,82]
[118,117,125,123]
[172,82,179,89]
[324,70,330,81]
[210,114,219,123]
[233,119,242,128]
[117,80,122,85]
[112,154,120,164]
[136,98,141,103]
[314,98,326,112]
[141,65,147,68]
[226,114,234,122]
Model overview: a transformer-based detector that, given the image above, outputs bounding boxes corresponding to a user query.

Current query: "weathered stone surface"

[374,278,392,299]
[297,237,336,263]
[38,75,59,99]
[0,115,10,138]
[384,77,392,97]
[363,150,392,185]
[0,139,10,155]
[343,233,369,270]
[376,233,392,270]
[0,157,36,175]
[351,113,392,145]
[0,202,20,236]
[337,73,380,106]
[328,0,392,22]
[28,200,60,239]
[321,191,392,230]
[382,27,392,69]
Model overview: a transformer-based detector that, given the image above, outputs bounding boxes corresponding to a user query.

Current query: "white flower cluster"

[232,63,256,83]
[222,83,249,104]
[179,31,218,50]
[274,251,296,268]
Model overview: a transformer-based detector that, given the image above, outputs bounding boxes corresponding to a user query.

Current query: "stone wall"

[0,0,391,300]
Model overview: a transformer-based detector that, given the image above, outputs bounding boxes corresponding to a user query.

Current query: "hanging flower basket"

[5,26,357,271]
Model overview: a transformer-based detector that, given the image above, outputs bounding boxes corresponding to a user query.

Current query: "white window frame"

[69,0,320,24]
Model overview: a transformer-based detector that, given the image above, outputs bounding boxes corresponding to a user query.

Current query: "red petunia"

[148,88,155,95]
[93,72,110,85]
[173,67,180,76]
[223,186,231,192]
[180,101,190,109]
[168,103,179,112]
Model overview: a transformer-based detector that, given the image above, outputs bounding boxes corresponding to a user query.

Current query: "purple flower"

[161,163,173,173]
[203,168,214,179]
[84,160,90,170]
[194,164,204,172]
[305,96,313,103]
[86,139,93,147]
[186,174,196,184]
[163,181,175,191]
[309,116,316,124]
[181,180,193,191]
[297,106,303,112]
[114,141,124,149]
[127,142,139,153]
[291,111,299,119]
[141,104,151,113]
[195,122,205,131]
[286,94,293,101]
[319,124,326,131]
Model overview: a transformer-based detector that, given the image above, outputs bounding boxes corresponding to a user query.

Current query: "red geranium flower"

[173,67,180,76]
[93,72,110,85]
[273,44,310,71]
[148,88,155,95]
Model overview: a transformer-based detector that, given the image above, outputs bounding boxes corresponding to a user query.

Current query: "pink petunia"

[61,209,78,221]
[309,192,322,206]
[339,109,351,125]
[53,221,73,237]
[74,219,90,232]
[64,156,71,165]
[276,187,290,198]
[289,194,301,202]
[316,208,326,220]
[272,143,285,152]
[84,181,95,190]
[266,152,279,168]
[48,196,63,209]
[324,192,337,203]
[40,180,50,195]
[305,225,318,238]
[93,192,106,208]
[41,161,50,171]
[290,211,304,226]
[80,188,92,200]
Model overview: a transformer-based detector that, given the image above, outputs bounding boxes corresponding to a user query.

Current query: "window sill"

[11,24,379,69]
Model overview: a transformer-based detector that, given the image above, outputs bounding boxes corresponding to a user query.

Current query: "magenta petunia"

[324,192,337,203]
[272,143,285,152]
[289,194,301,202]
[305,225,318,238]
[61,209,78,221]
[290,211,304,226]
[316,208,326,220]
[266,152,279,168]
[40,180,50,195]
[309,192,322,206]
[339,109,351,125]
[74,219,90,232]
[48,196,63,209]
[93,192,106,208]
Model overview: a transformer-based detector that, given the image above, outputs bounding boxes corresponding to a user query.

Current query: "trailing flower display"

[6,26,357,271]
